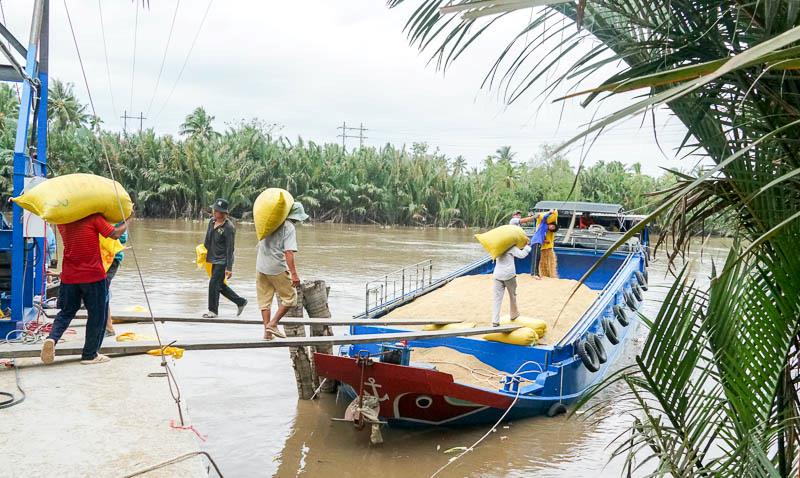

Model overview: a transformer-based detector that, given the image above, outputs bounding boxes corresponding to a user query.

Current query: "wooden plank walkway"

[0,325,520,359]
[41,310,463,327]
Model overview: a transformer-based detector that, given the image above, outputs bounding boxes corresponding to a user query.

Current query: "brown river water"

[108,219,730,478]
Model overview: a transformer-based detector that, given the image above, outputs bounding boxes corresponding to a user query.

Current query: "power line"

[153,0,214,124]
[145,0,181,118]
[97,0,118,122]
[129,0,139,112]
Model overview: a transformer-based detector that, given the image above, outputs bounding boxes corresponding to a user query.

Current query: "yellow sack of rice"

[422,321,476,331]
[253,188,294,240]
[99,235,124,272]
[11,173,133,224]
[147,346,184,359]
[483,326,539,346]
[475,225,528,259]
[195,244,226,284]
[501,316,547,338]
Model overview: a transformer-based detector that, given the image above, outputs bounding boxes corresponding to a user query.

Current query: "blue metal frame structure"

[0,0,49,336]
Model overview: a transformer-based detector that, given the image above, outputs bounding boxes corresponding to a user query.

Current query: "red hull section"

[314,353,514,425]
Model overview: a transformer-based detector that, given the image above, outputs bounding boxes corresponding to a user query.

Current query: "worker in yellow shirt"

[534,209,558,279]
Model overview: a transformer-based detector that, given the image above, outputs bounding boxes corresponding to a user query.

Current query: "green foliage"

[0,84,669,226]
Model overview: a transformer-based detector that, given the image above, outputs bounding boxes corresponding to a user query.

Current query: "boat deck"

[385,275,598,345]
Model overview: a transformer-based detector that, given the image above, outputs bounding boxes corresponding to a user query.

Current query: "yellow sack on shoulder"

[12,173,133,224]
[422,321,476,331]
[253,188,294,240]
[99,235,124,272]
[475,225,528,259]
[196,244,226,284]
[483,326,539,346]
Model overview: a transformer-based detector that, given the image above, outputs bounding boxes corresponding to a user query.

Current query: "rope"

[121,451,223,478]
[153,0,213,123]
[145,0,181,118]
[96,0,118,121]
[429,384,523,478]
[427,360,541,478]
[63,0,186,425]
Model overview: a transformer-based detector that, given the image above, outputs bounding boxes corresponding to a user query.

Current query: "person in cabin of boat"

[257,202,309,340]
[40,215,129,365]
[491,229,535,327]
[530,209,559,279]
[203,198,248,318]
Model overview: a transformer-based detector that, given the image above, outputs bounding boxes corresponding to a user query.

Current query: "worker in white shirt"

[508,209,536,227]
[491,234,535,327]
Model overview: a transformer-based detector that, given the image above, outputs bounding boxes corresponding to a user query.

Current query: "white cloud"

[1,0,694,176]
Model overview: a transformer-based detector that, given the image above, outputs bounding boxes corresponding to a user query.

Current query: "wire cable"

[145,0,181,118]
[153,0,213,123]
[0,359,25,409]
[129,0,139,113]
[64,0,186,425]
[97,0,118,121]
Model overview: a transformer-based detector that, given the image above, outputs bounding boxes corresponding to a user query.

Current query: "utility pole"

[121,109,146,134]
[337,121,368,151]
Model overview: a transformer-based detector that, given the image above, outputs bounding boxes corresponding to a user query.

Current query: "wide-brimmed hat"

[287,202,309,222]
[211,198,229,213]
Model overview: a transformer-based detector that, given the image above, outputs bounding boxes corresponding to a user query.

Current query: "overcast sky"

[2,1,695,176]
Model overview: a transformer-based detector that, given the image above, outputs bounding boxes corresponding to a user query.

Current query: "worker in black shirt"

[203,198,248,318]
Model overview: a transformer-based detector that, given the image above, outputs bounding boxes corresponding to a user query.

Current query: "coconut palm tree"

[48,80,88,130]
[387,1,800,475]
[179,106,219,142]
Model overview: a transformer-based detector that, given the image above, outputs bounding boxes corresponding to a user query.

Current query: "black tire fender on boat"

[602,318,619,345]
[632,283,644,302]
[624,290,638,312]
[613,304,630,327]
[577,339,600,373]
[635,271,648,291]
[588,333,607,364]
[547,402,568,417]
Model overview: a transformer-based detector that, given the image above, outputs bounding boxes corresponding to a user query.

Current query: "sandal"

[202,311,218,318]
[266,325,286,339]
[263,330,274,341]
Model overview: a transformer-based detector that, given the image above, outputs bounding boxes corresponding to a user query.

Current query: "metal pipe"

[28,0,44,47]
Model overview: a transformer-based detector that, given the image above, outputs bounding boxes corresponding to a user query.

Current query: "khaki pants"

[492,277,519,326]
[256,271,297,310]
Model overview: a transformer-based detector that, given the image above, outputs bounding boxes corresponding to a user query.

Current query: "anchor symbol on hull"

[363,377,389,402]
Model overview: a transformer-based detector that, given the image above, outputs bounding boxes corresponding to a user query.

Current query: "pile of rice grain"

[411,346,503,389]
[387,274,598,345]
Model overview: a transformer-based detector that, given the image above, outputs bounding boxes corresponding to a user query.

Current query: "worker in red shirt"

[40,214,129,365]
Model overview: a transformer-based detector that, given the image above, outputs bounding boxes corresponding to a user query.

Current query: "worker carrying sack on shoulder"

[475,225,528,259]
[253,188,294,240]
[11,173,133,224]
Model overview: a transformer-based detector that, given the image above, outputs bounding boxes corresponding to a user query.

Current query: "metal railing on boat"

[364,259,434,317]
